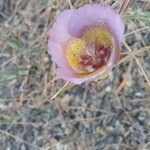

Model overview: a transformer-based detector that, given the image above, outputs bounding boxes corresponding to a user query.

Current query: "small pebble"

[135,92,143,97]
[105,86,111,92]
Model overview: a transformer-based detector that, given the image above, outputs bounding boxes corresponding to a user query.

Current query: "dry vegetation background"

[0,0,150,150]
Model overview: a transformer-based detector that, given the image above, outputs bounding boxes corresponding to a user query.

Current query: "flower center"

[65,25,117,77]
[80,44,110,72]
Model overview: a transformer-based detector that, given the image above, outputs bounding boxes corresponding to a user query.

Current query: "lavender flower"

[48,4,124,84]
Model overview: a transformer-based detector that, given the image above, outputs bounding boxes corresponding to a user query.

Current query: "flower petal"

[48,9,74,71]
[68,4,124,45]
[57,68,86,84]
[48,9,74,43]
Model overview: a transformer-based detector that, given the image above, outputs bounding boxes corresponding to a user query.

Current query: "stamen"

[80,55,93,66]
[80,44,111,72]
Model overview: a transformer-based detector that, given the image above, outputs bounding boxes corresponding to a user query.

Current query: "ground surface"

[0,0,150,150]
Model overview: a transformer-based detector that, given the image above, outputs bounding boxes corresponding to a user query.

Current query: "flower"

[48,4,124,84]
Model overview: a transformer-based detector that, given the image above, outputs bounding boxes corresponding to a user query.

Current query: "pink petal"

[68,4,124,46]
[48,41,67,68]
[57,68,85,84]
[48,9,74,71]
[48,9,74,43]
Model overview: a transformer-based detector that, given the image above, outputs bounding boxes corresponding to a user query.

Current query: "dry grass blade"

[124,26,150,37]
[0,129,40,149]
[67,0,73,9]
[1,114,114,128]
[111,0,120,8]
[104,143,133,150]
[49,81,72,101]
[123,41,150,89]
[116,59,133,94]
[117,46,150,66]
[35,81,73,107]
[42,77,59,97]
[118,45,150,66]
[119,0,134,14]
[68,106,114,115]
[102,0,112,5]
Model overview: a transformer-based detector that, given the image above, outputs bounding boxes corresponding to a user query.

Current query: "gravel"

[0,0,150,150]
